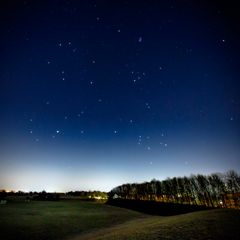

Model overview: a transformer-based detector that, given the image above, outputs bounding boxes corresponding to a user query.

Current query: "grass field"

[0,200,240,240]
[0,200,144,240]
[73,208,240,240]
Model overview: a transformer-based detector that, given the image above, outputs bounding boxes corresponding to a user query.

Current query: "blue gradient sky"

[0,0,240,192]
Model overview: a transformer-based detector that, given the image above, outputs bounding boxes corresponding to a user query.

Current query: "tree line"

[0,190,108,201]
[109,170,240,208]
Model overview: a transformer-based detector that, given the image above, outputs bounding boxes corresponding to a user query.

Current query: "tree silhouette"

[109,171,240,209]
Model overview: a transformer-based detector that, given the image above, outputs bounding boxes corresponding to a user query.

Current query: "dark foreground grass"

[71,208,240,240]
[1,200,240,240]
[0,200,144,240]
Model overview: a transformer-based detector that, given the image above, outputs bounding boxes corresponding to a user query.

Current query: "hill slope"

[70,209,240,240]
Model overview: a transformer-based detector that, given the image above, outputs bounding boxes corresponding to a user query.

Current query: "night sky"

[1,0,240,192]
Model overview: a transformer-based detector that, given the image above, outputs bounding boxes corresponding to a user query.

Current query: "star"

[114,130,118,134]
[147,146,151,150]
[56,130,60,134]
[138,36,142,43]
[58,42,62,47]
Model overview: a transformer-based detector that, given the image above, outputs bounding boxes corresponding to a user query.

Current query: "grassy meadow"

[0,199,240,240]
[0,199,143,240]
[74,208,240,240]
